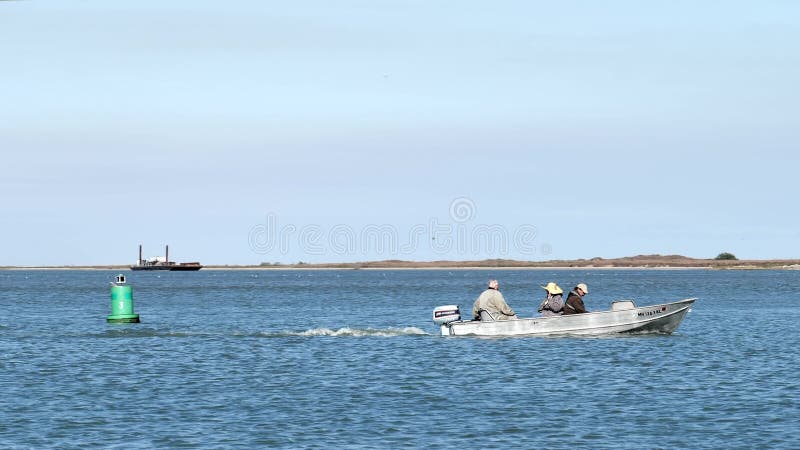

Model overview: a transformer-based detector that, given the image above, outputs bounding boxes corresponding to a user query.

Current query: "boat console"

[611,300,636,311]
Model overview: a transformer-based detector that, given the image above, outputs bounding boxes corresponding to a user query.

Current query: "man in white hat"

[564,283,589,315]
[472,279,518,321]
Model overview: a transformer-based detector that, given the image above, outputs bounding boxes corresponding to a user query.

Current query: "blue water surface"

[0,269,798,449]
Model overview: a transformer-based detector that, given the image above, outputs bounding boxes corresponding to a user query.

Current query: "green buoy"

[107,274,140,323]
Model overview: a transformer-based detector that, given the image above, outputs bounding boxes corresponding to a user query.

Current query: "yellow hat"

[541,282,563,295]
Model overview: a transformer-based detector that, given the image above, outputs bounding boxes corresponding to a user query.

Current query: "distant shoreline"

[0,266,717,271]
[2,255,799,271]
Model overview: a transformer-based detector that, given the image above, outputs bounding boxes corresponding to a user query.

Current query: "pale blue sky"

[1,1,798,265]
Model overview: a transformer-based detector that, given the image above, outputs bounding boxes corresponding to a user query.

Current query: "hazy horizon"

[2,252,797,268]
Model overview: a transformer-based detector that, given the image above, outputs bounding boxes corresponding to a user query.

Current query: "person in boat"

[472,279,518,321]
[537,282,564,317]
[563,283,589,315]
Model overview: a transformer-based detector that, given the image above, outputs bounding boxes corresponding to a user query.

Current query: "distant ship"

[130,244,203,271]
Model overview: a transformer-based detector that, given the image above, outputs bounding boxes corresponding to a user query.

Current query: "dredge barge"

[130,244,203,271]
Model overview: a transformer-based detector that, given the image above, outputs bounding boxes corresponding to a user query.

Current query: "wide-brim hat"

[541,282,563,295]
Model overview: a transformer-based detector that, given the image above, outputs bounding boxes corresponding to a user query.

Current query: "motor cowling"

[432,305,461,325]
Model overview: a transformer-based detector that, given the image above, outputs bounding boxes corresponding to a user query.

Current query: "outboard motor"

[432,305,461,336]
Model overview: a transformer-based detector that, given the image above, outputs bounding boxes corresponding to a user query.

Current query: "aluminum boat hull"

[440,298,695,337]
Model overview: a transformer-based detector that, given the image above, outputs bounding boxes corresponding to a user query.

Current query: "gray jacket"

[538,294,564,317]
[472,288,517,320]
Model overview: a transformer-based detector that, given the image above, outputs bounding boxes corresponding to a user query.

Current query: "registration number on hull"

[637,306,667,317]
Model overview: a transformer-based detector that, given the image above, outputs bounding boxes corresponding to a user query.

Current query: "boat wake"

[93,328,210,338]
[81,327,430,339]
[266,326,429,338]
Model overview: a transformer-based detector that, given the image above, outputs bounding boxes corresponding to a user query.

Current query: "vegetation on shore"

[3,254,799,270]
[243,254,796,269]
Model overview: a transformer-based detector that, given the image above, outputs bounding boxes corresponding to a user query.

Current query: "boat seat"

[479,310,496,322]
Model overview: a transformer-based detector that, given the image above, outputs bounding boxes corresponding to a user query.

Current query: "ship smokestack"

[139,244,142,266]
[165,244,169,265]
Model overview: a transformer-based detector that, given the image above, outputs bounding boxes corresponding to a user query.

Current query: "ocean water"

[0,269,798,449]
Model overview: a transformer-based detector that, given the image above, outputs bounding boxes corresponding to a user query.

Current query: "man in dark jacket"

[564,283,589,315]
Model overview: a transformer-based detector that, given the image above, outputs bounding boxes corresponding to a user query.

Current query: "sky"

[1,0,798,265]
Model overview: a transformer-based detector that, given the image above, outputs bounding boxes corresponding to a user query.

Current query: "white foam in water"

[285,326,429,337]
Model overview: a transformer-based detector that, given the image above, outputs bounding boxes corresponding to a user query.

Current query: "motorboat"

[432,298,695,337]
